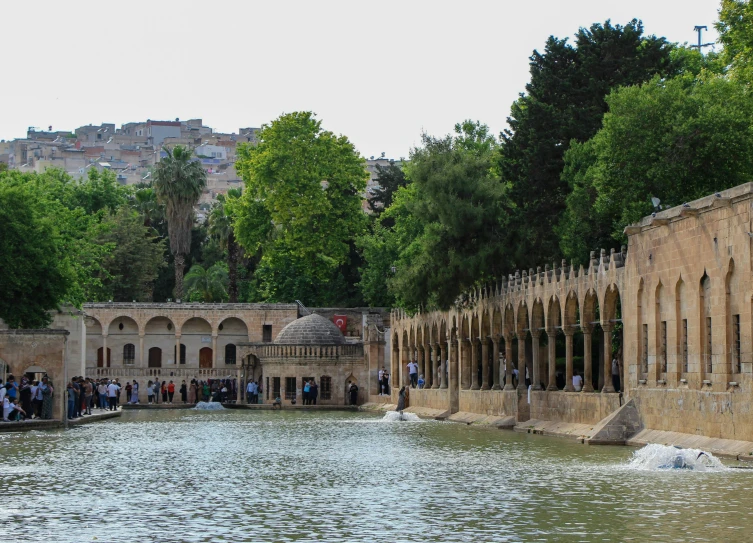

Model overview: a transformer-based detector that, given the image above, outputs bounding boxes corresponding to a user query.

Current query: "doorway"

[200,347,213,368]
[148,347,162,368]
[97,347,111,368]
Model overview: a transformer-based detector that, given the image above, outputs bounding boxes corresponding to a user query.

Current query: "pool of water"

[1,409,752,542]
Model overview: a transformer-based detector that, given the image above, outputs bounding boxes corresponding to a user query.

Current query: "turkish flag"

[333,315,347,333]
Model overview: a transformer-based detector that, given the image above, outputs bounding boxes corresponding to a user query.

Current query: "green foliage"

[499,19,679,268]
[209,189,242,302]
[0,183,71,328]
[234,112,368,305]
[95,207,167,302]
[184,263,229,302]
[717,0,753,82]
[367,162,408,217]
[559,73,753,260]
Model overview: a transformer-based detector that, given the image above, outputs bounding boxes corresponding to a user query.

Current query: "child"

[272,396,282,410]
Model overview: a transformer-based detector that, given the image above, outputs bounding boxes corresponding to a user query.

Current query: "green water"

[0,409,750,543]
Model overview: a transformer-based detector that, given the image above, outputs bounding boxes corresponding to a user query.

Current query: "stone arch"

[531,298,545,334]
[492,307,503,337]
[603,283,622,393]
[144,316,176,334]
[107,316,139,366]
[107,315,139,335]
[218,317,248,365]
[725,257,740,374]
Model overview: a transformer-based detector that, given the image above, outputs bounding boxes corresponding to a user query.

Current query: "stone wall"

[458,390,517,417]
[260,361,368,406]
[409,388,450,411]
[529,391,621,425]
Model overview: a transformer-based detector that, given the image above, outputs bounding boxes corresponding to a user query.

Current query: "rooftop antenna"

[691,25,714,54]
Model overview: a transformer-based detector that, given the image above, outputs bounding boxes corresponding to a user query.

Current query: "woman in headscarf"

[40,377,54,419]
[396,386,406,412]
[131,380,139,404]
[19,376,33,419]
[180,380,188,404]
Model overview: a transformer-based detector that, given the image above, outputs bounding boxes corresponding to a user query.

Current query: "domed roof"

[274,313,346,345]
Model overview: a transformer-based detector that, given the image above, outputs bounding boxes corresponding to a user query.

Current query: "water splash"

[628,444,726,471]
[193,401,225,411]
[382,411,422,422]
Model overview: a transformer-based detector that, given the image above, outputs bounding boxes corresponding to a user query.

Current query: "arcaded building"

[390,182,753,444]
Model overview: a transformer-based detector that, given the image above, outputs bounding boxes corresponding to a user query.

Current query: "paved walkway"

[0,409,121,432]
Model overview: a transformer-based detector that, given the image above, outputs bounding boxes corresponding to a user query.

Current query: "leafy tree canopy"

[234,111,368,305]
[717,0,753,82]
[367,162,408,218]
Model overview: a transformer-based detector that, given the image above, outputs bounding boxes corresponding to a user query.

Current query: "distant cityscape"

[0,119,395,210]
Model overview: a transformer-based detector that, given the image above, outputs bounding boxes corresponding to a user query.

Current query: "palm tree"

[208,189,242,302]
[152,145,207,300]
[131,187,165,229]
[184,263,229,302]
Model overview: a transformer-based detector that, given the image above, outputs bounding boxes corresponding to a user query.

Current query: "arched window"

[225,344,236,365]
[123,344,135,365]
[320,376,332,400]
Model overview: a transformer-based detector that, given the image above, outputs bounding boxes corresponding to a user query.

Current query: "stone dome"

[274,313,346,345]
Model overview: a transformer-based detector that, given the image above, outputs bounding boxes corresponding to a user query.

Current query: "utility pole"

[691,25,714,54]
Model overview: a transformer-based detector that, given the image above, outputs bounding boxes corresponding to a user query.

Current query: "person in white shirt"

[573,371,583,392]
[246,380,255,404]
[407,360,419,388]
[106,382,119,411]
[378,369,385,395]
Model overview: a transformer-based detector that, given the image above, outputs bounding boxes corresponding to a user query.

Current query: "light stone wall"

[260,360,368,406]
[458,390,517,417]
[529,391,620,425]
[409,388,450,411]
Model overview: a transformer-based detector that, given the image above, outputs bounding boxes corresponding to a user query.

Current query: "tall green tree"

[717,0,753,83]
[234,112,368,305]
[95,207,167,302]
[499,19,679,268]
[152,145,207,300]
[209,189,242,303]
[382,121,508,310]
[184,263,229,302]
[559,73,753,261]
[367,162,408,219]
[0,183,71,328]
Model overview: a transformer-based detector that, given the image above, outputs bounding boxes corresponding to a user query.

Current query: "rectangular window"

[682,319,688,373]
[265,376,269,400]
[263,325,273,343]
[661,321,667,373]
[706,317,713,374]
[285,377,296,400]
[642,324,648,374]
[272,377,280,399]
[734,314,741,373]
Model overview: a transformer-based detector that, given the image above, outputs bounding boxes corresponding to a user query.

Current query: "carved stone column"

[211,334,217,367]
[531,331,542,390]
[102,334,108,368]
[139,334,144,367]
[504,336,514,391]
[491,335,501,390]
[432,344,441,389]
[517,336,527,391]
[602,324,615,393]
[563,328,575,392]
[582,325,594,392]
[440,342,448,389]
[461,338,471,389]
[470,339,480,390]
[481,337,490,390]
[546,329,557,391]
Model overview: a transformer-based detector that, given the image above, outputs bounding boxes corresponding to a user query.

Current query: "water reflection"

[0,410,751,542]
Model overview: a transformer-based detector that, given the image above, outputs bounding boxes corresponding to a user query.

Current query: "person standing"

[5,376,17,404]
[349,382,359,406]
[167,381,175,404]
[107,380,119,411]
[84,379,93,415]
[19,377,32,420]
[67,381,76,420]
[612,357,621,392]
[382,371,390,396]
[303,380,311,405]
[246,380,255,404]
[396,386,406,412]
[161,381,168,403]
[153,381,160,404]
[40,377,54,419]
[147,380,154,404]
[378,367,385,395]
[407,360,418,388]
[180,380,187,404]
[309,380,318,405]
[573,371,583,392]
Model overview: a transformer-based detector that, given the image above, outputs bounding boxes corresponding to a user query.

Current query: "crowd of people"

[0,375,54,421]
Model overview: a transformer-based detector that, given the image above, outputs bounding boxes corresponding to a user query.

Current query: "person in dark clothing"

[180,381,187,403]
[349,383,359,406]
[309,381,318,405]
[19,377,33,420]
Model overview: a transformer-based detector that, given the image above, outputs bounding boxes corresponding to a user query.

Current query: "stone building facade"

[390,182,753,443]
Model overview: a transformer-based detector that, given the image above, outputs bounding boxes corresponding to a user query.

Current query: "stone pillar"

[426,345,434,388]
[517,336,526,391]
[102,334,108,367]
[449,339,458,387]
[504,336,514,390]
[418,346,425,385]
[470,339,480,390]
[481,337,490,390]
[211,335,217,367]
[564,329,575,392]
[176,335,182,365]
[139,334,144,366]
[531,332,542,390]
[602,325,615,393]
[432,344,441,389]
[546,329,557,391]
[582,326,594,392]
[491,335,501,390]
[440,342,448,389]
[461,339,471,389]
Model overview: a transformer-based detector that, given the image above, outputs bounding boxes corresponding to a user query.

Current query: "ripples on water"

[1,410,752,543]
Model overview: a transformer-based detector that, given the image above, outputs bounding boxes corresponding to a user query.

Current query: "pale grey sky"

[0,0,720,159]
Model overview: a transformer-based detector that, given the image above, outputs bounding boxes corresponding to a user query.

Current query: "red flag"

[333,315,347,333]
